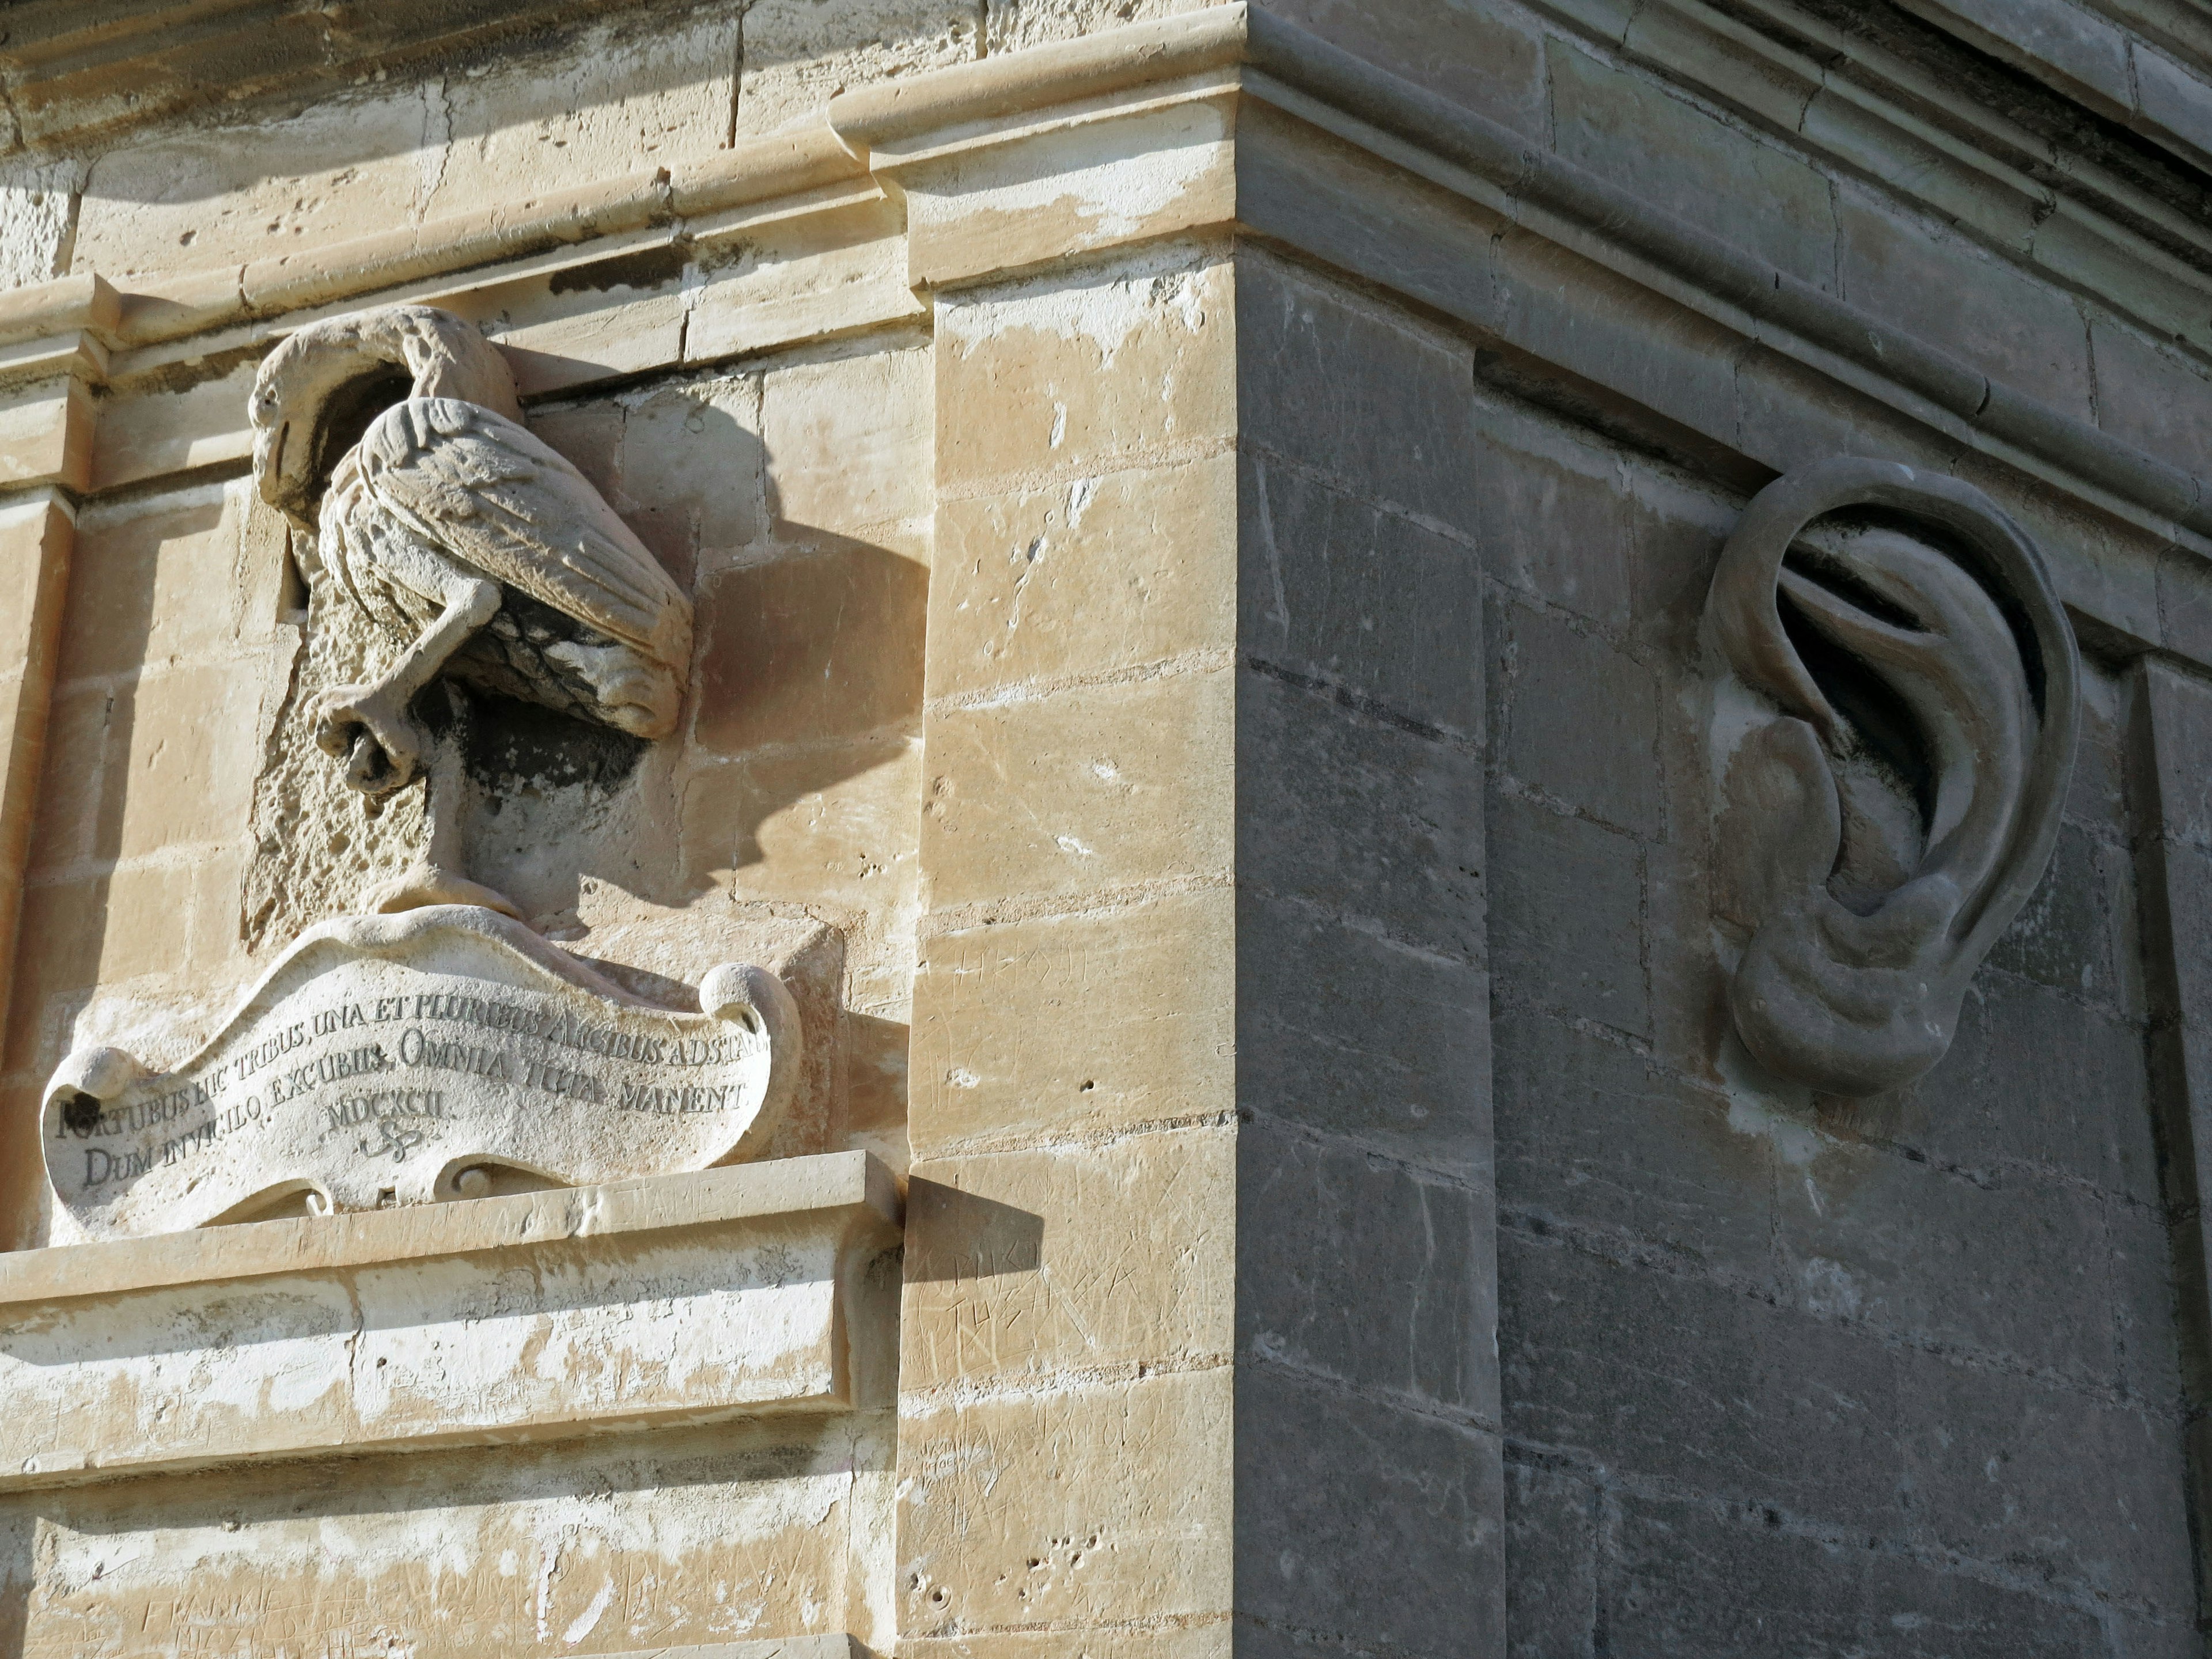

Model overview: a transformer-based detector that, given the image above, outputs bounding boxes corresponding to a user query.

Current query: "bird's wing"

[356,397,691,666]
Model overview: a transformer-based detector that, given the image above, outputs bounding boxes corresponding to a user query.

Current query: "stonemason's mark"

[361,1117,431,1164]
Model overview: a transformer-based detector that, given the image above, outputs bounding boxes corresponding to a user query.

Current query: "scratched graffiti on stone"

[41,905,800,1238]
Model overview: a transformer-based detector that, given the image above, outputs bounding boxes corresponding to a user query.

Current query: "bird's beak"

[253,419,315,532]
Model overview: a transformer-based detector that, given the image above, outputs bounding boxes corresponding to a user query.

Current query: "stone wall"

[0,0,2206,1654]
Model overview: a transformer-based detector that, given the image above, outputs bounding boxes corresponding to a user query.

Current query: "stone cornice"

[0,0,684,153]
[5,4,2209,642]
[1536,0,2212,365]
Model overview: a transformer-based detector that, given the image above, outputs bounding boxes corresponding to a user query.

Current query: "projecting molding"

[10,7,2212,648]
[0,1151,900,1489]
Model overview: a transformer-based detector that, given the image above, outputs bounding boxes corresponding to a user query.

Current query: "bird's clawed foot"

[362,862,524,922]
[309,683,423,797]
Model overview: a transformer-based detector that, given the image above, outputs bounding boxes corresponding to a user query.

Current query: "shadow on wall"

[903,1179,1047,1281]
[472,388,928,923]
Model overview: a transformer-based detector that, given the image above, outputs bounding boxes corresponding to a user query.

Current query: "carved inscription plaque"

[42,906,799,1239]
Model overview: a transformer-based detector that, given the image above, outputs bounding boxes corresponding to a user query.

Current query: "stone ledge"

[592,1640,863,1659]
[0,1150,902,1490]
[2,5,2209,628]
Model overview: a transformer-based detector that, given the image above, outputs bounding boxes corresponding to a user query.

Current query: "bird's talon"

[306,684,423,797]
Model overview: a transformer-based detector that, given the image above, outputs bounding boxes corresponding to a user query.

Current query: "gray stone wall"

[1234,228,2198,1657]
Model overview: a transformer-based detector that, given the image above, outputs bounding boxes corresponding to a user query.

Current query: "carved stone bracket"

[1705,458,2081,1095]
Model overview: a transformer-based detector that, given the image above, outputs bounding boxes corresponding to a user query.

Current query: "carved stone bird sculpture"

[249,304,691,918]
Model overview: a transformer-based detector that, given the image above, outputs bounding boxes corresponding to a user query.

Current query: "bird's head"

[249,305,524,533]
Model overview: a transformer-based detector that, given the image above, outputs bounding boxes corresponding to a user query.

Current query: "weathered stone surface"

[1605,1491,2111,1657]
[1234,1360,1503,1656]
[0,5,2203,1652]
[1238,888,1492,1166]
[0,1153,897,1478]
[910,886,1234,1153]
[903,1124,1234,1390]
[1487,794,1649,1037]
[898,1368,1233,1633]
[935,455,1236,698]
[921,667,1233,910]
[1236,1116,1496,1418]
[1237,452,1483,734]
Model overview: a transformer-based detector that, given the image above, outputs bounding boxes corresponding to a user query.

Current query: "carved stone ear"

[1704,458,2081,1096]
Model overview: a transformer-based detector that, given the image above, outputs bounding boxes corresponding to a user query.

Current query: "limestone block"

[2028,200,2212,370]
[902,1123,1235,1391]
[1232,101,1505,368]
[0,1152,898,1488]
[1253,0,1548,137]
[1835,195,2093,421]
[1505,1461,1600,1656]
[1237,666,1486,961]
[1496,601,1661,835]
[1887,1354,2194,1615]
[893,96,1236,290]
[1491,1007,1779,1279]
[69,10,734,283]
[920,666,1233,910]
[738,0,982,140]
[2134,45,2212,171]
[1238,891,1493,1168]
[1547,41,1838,291]
[982,0,1213,54]
[1237,454,1483,734]
[0,158,79,293]
[687,209,925,368]
[1486,794,1649,1038]
[1470,414,1637,632]
[2088,317,2212,482]
[89,357,258,493]
[679,737,926,914]
[96,660,261,861]
[902,1630,1229,1659]
[1771,1145,2118,1384]
[618,377,767,579]
[14,1416,893,1657]
[936,250,1234,493]
[0,376,90,492]
[762,342,935,539]
[445,256,691,399]
[1237,253,1482,536]
[1501,1226,1908,1534]
[421,9,738,209]
[1604,1489,2109,1654]
[897,1366,1233,1633]
[0,496,71,844]
[909,886,1233,1154]
[55,484,242,682]
[1234,1362,1504,1654]
[73,94,427,282]
[1893,0,2135,118]
[693,544,929,754]
[931,454,1236,699]
[1236,1118,1497,1420]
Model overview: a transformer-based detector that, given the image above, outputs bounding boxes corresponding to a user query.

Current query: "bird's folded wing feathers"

[357,398,691,665]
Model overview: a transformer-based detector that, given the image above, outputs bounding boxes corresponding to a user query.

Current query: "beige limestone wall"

[899,238,1238,1651]
[2,3,2211,1654]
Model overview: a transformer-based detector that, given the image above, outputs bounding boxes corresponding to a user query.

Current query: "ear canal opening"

[1775,578,1938,836]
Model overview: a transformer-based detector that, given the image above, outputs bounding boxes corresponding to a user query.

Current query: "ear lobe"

[1705,458,2081,1096]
